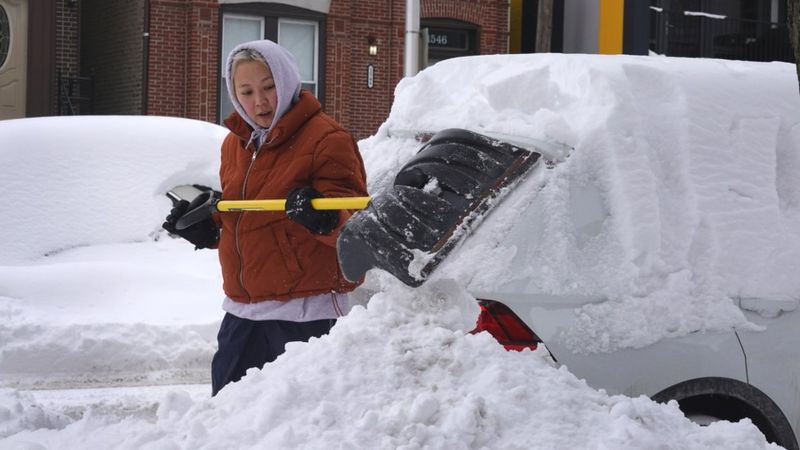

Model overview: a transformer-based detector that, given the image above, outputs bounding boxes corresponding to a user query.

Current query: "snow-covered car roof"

[0,115,227,264]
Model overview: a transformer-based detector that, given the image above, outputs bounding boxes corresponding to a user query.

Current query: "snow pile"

[0,240,223,389]
[0,116,227,264]
[360,54,800,351]
[0,389,68,439]
[0,280,779,449]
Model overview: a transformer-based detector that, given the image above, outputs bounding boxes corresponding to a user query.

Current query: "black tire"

[652,377,798,450]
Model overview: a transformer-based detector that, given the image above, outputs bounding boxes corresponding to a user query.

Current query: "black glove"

[162,195,219,249]
[286,187,339,235]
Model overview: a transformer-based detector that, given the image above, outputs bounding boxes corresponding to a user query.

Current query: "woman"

[163,39,368,396]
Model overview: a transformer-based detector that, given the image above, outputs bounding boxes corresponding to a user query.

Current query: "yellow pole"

[598,0,624,54]
[216,197,371,212]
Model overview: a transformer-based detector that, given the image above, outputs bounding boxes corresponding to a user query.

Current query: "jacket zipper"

[235,147,260,302]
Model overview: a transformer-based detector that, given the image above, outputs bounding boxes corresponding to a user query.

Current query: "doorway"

[0,0,27,119]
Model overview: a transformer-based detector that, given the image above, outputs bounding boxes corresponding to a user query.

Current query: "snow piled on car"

[360,54,800,352]
[0,115,227,264]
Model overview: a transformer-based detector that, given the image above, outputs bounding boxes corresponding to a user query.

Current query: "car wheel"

[652,377,798,450]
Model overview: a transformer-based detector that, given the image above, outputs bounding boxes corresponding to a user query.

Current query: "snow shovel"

[336,128,543,287]
[173,191,370,231]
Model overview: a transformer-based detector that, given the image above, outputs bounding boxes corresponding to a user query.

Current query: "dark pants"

[211,313,335,396]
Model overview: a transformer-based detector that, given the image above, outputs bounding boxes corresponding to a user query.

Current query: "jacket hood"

[225,39,302,147]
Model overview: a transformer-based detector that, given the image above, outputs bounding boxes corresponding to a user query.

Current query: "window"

[218,4,326,124]
[220,15,264,123]
[420,19,478,68]
[0,5,9,69]
[649,0,793,62]
[278,19,318,95]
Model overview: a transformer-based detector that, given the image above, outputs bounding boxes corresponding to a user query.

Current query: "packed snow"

[1,53,798,448]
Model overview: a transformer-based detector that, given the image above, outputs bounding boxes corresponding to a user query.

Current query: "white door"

[0,0,27,120]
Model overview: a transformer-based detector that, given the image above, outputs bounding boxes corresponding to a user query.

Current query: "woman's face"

[234,60,278,129]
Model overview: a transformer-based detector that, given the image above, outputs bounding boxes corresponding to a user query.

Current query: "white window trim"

[218,0,330,15]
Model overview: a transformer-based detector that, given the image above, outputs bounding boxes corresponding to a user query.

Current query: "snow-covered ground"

[1,54,798,449]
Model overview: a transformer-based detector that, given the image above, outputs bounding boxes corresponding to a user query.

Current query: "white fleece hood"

[225,39,302,147]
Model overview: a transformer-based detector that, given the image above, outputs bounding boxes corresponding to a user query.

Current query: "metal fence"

[57,71,94,115]
[650,7,795,63]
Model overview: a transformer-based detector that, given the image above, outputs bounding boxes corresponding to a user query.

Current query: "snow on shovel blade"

[336,128,543,287]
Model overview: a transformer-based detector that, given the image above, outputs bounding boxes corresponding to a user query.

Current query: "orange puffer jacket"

[218,91,368,302]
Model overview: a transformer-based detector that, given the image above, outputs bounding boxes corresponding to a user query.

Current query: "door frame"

[26,0,55,116]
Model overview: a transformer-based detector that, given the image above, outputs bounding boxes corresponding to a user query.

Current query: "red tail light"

[471,299,541,352]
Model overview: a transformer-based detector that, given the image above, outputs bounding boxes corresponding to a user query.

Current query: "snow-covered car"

[356,54,800,449]
[0,115,228,391]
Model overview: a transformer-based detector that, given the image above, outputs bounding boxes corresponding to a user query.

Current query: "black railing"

[650,7,795,63]
[57,71,94,115]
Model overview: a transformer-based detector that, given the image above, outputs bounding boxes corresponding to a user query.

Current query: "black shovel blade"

[337,128,542,287]
[174,191,219,231]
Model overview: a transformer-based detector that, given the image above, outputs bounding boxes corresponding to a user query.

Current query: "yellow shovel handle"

[216,196,371,212]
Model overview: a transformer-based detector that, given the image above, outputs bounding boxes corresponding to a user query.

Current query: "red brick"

[69,0,506,138]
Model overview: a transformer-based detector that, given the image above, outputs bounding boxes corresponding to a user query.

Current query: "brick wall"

[81,0,144,114]
[144,0,506,138]
[147,0,218,120]
[147,0,188,116]
[326,0,509,140]
[55,0,81,114]
[185,2,219,122]
[424,0,508,54]
[326,0,403,140]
